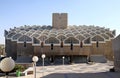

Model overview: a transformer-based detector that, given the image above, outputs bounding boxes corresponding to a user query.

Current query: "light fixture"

[32,56,39,78]
[41,54,46,59]
[0,57,15,78]
[32,56,39,62]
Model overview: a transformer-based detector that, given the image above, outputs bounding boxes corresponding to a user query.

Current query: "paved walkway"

[0,63,120,78]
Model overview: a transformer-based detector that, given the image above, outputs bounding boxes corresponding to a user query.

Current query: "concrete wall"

[52,13,67,29]
[5,39,17,60]
[17,43,34,57]
[32,41,113,60]
[5,39,114,61]
[112,35,120,72]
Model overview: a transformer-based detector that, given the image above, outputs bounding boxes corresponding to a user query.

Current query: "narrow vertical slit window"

[61,41,63,48]
[96,41,99,47]
[70,42,73,50]
[41,42,44,48]
[24,36,27,47]
[80,41,83,48]
[24,41,26,47]
[51,43,53,50]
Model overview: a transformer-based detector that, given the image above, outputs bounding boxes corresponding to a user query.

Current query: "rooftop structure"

[5,25,115,43]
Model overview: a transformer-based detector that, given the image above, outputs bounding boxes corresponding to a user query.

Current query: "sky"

[0,0,120,44]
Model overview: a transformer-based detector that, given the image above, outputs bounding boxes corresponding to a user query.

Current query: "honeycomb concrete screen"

[5,13,115,64]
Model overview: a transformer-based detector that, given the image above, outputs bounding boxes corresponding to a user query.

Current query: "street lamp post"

[32,56,39,78]
[41,54,46,77]
[62,56,65,65]
[41,54,46,70]
[0,57,15,78]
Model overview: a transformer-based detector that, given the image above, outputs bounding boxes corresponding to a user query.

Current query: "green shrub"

[14,64,25,72]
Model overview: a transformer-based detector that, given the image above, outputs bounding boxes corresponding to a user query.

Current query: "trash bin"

[16,70,21,77]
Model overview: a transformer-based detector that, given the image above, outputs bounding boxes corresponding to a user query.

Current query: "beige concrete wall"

[6,39,114,61]
[90,43,105,55]
[90,41,113,60]
[17,43,34,56]
[104,41,114,60]
[21,41,114,61]
[33,45,90,56]
[52,13,67,29]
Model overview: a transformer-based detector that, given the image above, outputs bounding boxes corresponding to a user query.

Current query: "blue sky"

[0,0,120,44]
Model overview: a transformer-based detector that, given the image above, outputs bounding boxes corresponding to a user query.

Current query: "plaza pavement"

[0,62,120,78]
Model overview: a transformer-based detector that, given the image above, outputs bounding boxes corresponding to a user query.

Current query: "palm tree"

[0,45,5,55]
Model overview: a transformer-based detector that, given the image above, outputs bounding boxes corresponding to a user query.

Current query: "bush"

[14,64,25,72]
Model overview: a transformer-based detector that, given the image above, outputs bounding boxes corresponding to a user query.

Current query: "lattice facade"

[4,13,115,63]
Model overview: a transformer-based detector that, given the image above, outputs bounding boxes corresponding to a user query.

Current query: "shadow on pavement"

[42,72,120,78]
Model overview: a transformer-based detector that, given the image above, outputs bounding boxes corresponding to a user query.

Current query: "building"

[112,34,120,71]
[5,13,115,64]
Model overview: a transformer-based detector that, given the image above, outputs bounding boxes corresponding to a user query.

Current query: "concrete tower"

[52,13,68,29]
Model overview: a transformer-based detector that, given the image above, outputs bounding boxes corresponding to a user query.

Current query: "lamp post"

[32,56,39,78]
[41,54,46,77]
[62,56,65,65]
[0,57,15,78]
[41,54,46,70]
